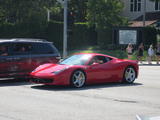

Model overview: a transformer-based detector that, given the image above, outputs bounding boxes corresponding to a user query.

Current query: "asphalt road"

[0,65,160,120]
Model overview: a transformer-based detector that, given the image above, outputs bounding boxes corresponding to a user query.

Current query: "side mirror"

[91,62,99,66]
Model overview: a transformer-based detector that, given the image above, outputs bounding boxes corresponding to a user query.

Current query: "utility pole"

[57,0,68,58]
[143,0,146,27]
[63,0,68,58]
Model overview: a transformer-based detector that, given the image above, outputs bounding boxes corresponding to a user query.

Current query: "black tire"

[123,66,136,83]
[70,70,86,88]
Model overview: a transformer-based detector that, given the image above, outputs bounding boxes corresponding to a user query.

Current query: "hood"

[33,64,70,74]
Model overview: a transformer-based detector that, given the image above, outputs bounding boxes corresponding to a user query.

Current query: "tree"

[86,0,128,30]
[0,0,59,24]
[68,0,88,22]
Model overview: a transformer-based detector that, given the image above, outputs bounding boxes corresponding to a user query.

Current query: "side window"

[89,56,112,65]
[12,43,32,55]
[31,43,55,55]
[0,44,9,56]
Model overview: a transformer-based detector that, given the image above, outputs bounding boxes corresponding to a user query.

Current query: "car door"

[9,43,32,76]
[86,56,113,83]
[0,43,15,77]
[0,43,28,77]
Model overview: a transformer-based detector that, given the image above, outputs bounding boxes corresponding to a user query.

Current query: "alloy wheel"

[71,70,86,88]
[124,67,136,83]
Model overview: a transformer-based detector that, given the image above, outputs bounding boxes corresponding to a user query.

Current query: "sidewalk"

[138,61,160,66]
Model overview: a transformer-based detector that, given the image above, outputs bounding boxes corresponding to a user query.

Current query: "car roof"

[0,38,52,43]
[75,53,117,59]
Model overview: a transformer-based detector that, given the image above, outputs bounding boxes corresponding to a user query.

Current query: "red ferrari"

[30,53,139,88]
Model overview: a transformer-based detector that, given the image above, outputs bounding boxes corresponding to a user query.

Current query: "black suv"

[0,38,60,79]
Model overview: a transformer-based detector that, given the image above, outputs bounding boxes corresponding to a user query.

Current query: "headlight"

[52,67,68,75]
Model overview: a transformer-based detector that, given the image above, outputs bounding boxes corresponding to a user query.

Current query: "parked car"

[30,53,139,88]
[0,38,60,79]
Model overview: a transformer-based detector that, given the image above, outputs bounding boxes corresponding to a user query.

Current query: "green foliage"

[46,21,97,50]
[0,0,57,23]
[69,0,88,22]
[86,0,128,30]
[1,0,157,52]
[97,28,112,48]
[0,22,15,37]
[0,21,97,50]
[69,23,97,50]
[46,21,63,50]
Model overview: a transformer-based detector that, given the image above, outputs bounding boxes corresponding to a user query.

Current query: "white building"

[120,0,160,27]
[120,0,160,20]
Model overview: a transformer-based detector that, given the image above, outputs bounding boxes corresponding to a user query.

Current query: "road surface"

[0,65,160,120]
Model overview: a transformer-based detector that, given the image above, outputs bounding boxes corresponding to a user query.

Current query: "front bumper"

[31,77,54,83]
[30,72,70,85]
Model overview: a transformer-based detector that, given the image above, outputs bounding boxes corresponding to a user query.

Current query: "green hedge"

[0,21,97,50]
[97,28,112,48]
[0,22,15,38]
[46,21,97,50]
[69,23,97,50]
[0,21,47,38]
[46,21,63,50]
[0,21,158,51]
[143,27,157,46]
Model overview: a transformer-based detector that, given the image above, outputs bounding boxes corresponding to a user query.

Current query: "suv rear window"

[31,43,57,54]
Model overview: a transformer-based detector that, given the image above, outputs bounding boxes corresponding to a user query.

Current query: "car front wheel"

[123,66,136,83]
[71,70,86,88]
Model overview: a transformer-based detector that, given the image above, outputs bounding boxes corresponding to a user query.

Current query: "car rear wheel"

[123,66,136,83]
[71,70,86,88]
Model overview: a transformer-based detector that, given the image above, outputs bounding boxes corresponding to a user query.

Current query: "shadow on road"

[0,79,32,87]
[31,82,143,91]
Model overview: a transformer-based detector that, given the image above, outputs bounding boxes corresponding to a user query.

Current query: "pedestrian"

[155,42,160,64]
[137,43,144,64]
[148,44,154,64]
[126,43,133,59]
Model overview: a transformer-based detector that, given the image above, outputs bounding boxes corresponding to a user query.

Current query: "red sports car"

[30,53,139,88]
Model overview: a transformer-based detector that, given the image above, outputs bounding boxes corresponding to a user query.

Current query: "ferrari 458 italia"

[30,53,139,88]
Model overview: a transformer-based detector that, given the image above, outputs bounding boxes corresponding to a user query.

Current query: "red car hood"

[33,64,71,74]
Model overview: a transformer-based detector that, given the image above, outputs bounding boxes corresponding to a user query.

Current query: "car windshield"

[60,54,92,65]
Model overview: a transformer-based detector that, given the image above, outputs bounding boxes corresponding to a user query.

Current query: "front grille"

[31,78,53,83]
